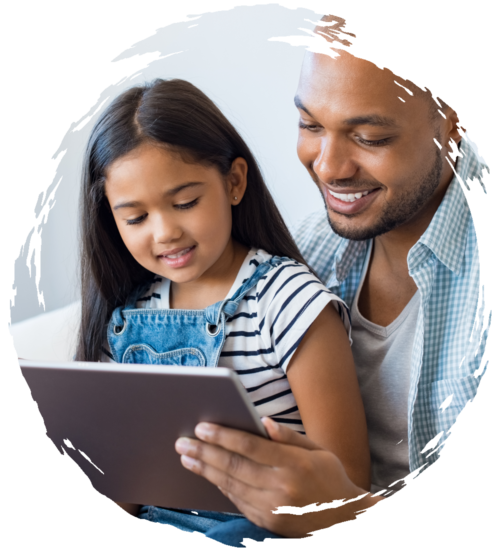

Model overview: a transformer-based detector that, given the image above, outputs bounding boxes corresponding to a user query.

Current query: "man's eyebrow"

[342,115,400,128]
[294,97,399,129]
[294,95,314,117]
[113,182,203,210]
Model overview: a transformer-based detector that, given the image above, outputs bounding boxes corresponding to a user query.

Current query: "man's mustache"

[309,166,382,191]
[311,173,383,190]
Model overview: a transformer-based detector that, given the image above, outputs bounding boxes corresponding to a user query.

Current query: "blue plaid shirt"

[293,138,489,474]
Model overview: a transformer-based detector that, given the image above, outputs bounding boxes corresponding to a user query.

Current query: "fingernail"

[175,437,193,454]
[180,455,199,470]
[262,417,278,429]
[195,423,213,439]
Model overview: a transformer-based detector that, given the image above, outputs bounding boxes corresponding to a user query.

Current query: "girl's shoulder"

[247,249,346,324]
[251,248,328,296]
[241,249,351,364]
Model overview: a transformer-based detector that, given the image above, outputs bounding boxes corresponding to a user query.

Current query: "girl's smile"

[157,245,196,268]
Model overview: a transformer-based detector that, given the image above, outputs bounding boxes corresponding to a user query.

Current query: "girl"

[77,78,369,540]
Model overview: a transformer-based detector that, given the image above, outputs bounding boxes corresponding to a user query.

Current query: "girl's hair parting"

[76,78,308,362]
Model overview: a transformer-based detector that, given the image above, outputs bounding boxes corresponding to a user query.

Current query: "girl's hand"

[175,417,383,538]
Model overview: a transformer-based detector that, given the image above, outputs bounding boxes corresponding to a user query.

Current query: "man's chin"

[326,216,395,241]
[328,224,376,241]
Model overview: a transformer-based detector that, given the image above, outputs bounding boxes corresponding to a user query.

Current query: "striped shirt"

[293,136,489,474]
[103,248,350,433]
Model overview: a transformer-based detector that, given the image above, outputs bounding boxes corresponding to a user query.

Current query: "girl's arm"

[285,303,371,491]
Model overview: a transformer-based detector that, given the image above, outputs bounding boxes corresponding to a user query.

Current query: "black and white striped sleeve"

[255,260,351,373]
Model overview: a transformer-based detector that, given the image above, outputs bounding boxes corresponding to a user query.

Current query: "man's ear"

[228,157,248,206]
[442,105,464,146]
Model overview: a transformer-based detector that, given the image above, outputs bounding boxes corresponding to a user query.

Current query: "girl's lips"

[158,246,196,268]
[325,187,381,215]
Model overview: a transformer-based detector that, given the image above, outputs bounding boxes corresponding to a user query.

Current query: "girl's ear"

[228,157,248,206]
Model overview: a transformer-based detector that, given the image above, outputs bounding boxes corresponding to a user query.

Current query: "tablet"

[20,359,268,513]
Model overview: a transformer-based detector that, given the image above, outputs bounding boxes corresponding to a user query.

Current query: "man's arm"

[175,417,383,538]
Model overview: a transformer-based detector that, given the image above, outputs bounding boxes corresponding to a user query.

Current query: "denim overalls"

[110,255,289,542]
[107,255,286,366]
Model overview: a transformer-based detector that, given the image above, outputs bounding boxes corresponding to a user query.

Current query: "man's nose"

[313,136,358,184]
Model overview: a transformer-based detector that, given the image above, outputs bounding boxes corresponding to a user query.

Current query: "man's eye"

[357,136,393,147]
[299,121,321,132]
[125,214,147,226]
[175,198,199,210]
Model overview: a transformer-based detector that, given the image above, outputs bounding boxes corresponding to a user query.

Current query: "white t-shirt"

[351,241,418,493]
[103,248,350,433]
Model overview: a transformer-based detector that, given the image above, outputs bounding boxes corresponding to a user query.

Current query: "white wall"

[6,4,492,323]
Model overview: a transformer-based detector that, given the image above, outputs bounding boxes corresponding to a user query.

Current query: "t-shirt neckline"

[159,247,262,309]
[351,240,420,338]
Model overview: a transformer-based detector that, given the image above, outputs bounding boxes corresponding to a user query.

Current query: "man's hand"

[175,417,382,538]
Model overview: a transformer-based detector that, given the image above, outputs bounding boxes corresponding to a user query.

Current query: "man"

[173,33,487,541]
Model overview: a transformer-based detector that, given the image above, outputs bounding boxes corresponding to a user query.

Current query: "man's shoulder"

[292,211,346,274]
[293,210,338,242]
[292,210,348,256]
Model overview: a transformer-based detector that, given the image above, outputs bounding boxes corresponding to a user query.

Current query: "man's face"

[295,51,447,241]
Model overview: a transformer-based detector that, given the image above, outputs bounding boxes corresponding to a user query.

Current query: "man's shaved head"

[312,14,449,131]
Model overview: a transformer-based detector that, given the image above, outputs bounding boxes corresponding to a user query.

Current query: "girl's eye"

[357,136,393,147]
[174,198,199,210]
[125,214,147,226]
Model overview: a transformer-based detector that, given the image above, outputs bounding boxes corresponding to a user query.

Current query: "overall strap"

[204,255,289,327]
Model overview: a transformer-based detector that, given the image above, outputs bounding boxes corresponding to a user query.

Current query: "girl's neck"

[170,239,250,310]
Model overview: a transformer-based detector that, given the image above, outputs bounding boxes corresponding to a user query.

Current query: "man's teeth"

[328,190,371,203]
[165,247,192,259]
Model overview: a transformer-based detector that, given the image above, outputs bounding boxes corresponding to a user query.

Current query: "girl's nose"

[152,214,182,244]
[313,136,358,184]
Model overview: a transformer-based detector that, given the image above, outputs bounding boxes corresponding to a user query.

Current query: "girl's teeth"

[166,247,191,259]
[328,190,371,203]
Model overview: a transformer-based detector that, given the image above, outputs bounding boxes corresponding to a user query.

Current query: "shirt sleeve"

[254,260,351,374]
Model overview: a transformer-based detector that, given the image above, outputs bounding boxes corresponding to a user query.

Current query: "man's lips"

[324,186,381,215]
[325,186,380,195]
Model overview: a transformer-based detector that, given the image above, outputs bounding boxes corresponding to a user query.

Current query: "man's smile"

[324,186,381,215]
[328,189,373,203]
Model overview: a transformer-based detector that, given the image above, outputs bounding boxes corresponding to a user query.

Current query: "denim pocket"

[122,344,206,366]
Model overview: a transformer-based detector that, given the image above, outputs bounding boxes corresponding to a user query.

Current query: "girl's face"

[104,144,247,285]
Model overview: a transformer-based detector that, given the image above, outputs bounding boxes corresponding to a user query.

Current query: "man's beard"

[321,147,443,241]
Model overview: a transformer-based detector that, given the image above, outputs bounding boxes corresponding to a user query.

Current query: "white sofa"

[8,302,113,510]
[10,302,81,361]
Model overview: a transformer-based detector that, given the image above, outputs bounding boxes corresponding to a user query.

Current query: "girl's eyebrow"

[113,182,204,210]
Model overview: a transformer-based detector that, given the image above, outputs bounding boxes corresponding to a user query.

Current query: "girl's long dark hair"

[76,78,308,362]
